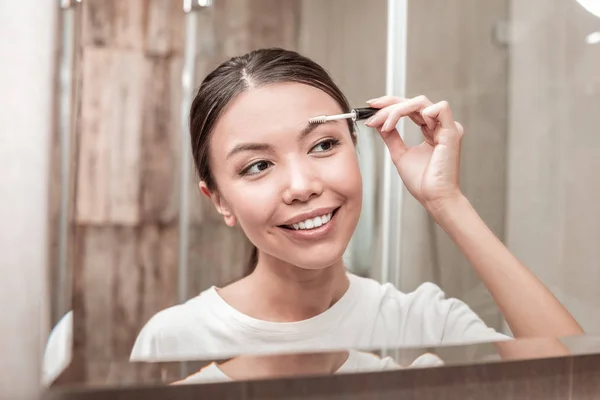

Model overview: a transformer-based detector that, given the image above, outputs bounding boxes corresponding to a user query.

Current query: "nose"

[281,161,323,204]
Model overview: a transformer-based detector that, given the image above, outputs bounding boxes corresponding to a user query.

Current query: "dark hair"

[189,48,354,275]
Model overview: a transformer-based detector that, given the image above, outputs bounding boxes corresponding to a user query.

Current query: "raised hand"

[365,95,465,212]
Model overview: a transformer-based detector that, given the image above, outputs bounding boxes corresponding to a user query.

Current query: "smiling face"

[204,82,363,270]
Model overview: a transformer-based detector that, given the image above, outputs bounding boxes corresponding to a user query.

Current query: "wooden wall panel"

[81,0,147,50]
[76,47,146,225]
[145,0,185,56]
[72,0,186,382]
[140,55,181,224]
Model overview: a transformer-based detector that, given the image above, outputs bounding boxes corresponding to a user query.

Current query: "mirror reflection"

[172,349,441,385]
[50,335,600,387]
[44,0,600,388]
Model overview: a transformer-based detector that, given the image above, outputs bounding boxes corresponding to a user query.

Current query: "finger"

[420,125,436,145]
[384,101,431,129]
[376,127,408,163]
[367,108,431,132]
[405,110,429,128]
[382,106,438,133]
[455,121,464,135]
[365,101,425,129]
[379,96,435,132]
[419,112,437,132]
[366,95,406,108]
[422,101,457,131]
[365,95,437,132]
[364,107,391,127]
[381,106,411,132]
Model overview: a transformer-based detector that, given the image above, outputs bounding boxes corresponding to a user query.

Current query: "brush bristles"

[308,116,328,124]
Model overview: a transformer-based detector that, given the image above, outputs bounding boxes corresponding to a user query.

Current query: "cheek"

[225,183,278,227]
[323,149,363,198]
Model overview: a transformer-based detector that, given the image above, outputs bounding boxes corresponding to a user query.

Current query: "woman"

[130,48,582,364]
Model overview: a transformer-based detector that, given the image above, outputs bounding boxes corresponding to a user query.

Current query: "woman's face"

[205,82,362,270]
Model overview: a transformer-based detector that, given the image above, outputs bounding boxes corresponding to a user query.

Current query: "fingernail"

[366,98,378,104]
[365,117,374,126]
[382,121,391,132]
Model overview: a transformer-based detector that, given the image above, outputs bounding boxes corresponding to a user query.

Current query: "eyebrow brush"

[308,107,378,124]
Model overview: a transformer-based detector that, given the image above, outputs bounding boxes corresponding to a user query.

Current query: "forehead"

[212,82,346,145]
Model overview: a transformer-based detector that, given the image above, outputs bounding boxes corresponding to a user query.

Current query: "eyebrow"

[225,120,340,159]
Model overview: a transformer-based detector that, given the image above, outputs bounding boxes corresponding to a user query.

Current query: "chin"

[287,246,347,271]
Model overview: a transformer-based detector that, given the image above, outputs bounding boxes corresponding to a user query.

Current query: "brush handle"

[352,107,379,121]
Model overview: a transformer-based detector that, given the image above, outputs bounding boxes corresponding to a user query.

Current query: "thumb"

[376,127,408,165]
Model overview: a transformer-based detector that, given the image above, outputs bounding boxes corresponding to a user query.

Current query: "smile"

[287,212,332,230]
[279,207,340,232]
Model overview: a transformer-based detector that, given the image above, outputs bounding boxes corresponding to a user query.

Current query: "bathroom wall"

[297,0,387,107]
[398,0,510,331]
[0,1,56,399]
[506,0,600,333]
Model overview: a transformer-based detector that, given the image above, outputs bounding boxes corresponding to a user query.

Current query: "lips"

[279,207,340,231]
[277,206,341,241]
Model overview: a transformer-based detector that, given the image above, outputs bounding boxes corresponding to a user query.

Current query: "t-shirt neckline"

[200,273,360,337]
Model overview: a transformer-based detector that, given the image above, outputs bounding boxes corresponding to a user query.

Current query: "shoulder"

[130,293,212,361]
[375,280,478,323]
[348,274,451,310]
[353,275,447,308]
[371,279,509,345]
[143,303,194,334]
[349,273,445,298]
[374,281,455,326]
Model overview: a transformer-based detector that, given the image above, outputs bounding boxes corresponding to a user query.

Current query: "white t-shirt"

[130,273,510,361]
[173,350,443,384]
[43,311,73,386]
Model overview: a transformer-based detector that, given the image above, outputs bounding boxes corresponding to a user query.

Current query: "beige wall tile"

[402,1,509,330]
[565,1,600,87]
[507,0,600,333]
[561,86,600,333]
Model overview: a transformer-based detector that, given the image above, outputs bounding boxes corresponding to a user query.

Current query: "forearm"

[428,194,583,338]
[494,337,571,361]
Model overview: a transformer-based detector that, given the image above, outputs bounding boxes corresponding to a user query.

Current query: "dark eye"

[311,139,340,153]
[242,160,272,176]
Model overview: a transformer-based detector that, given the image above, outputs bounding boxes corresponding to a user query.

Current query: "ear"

[199,181,211,199]
[198,181,238,227]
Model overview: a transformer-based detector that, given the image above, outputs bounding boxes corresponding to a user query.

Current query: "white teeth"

[289,212,334,231]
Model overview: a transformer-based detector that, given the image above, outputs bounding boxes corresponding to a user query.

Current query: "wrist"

[424,192,470,222]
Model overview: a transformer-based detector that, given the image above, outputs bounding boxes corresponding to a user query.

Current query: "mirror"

[44,0,600,389]
[48,336,600,387]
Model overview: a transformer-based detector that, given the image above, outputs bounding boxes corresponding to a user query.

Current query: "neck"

[219,253,350,322]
